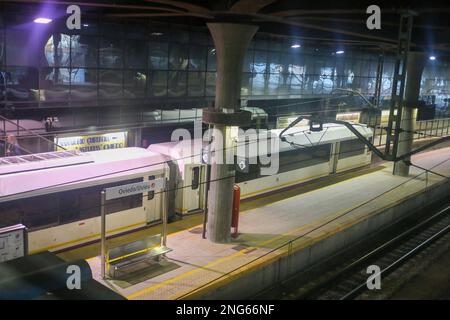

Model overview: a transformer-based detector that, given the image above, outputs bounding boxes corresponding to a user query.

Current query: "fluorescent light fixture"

[291,44,301,48]
[83,24,89,27]
[34,17,52,24]
[429,56,436,61]
[336,50,345,54]
[151,32,163,36]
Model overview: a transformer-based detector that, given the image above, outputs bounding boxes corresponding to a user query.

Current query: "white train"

[0,124,372,254]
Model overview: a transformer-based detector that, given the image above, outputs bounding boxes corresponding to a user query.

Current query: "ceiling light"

[429,56,436,61]
[336,50,344,55]
[34,17,52,24]
[291,44,301,49]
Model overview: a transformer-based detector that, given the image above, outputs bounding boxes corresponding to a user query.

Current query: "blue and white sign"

[105,178,165,200]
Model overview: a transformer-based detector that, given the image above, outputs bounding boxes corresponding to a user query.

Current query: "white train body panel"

[27,207,147,254]
[236,124,373,199]
[239,162,330,199]
[0,147,168,254]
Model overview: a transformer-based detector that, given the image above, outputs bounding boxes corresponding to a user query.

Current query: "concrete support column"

[205,23,258,243]
[394,52,427,176]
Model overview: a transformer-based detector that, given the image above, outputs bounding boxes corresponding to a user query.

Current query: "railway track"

[305,204,450,300]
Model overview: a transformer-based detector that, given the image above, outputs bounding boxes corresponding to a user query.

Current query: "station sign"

[55,132,127,152]
[105,178,165,201]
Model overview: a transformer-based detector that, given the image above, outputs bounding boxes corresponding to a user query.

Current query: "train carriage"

[0,148,169,254]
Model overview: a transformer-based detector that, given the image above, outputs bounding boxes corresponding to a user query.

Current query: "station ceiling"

[5,0,450,54]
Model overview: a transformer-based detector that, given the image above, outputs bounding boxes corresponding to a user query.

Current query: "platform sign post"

[100,190,106,280]
[101,178,166,280]
[161,179,168,247]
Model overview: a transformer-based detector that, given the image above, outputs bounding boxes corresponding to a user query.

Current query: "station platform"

[84,147,450,300]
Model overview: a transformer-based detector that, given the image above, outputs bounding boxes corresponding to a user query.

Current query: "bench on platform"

[106,234,171,278]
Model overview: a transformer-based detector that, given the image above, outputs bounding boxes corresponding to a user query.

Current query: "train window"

[192,167,200,190]
[339,139,366,159]
[278,144,331,174]
[77,186,101,220]
[104,178,143,214]
[148,176,155,200]
[59,189,82,224]
[235,163,260,183]
[21,194,59,230]
[0,201,22,228]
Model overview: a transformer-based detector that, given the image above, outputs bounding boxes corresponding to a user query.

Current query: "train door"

[329,142,340,174]
[145,175,162,223]
[184,164,202,212]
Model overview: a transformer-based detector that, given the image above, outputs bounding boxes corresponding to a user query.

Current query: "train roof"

[272,123,372,151]
[0,147,167,202]
[148,124,373,162]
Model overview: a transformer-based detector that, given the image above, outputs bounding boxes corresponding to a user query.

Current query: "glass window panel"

[99,69,123,99]
[190,31,208,45]
[188,71,205,96]
[241,72,252,96]
[99,38,123,68]
[253,50,267,73]
[5,66,39,101]
[149,41,168,70]
[77,18,99,35]
[71,35,98,68]
[40,67,70,102]
[252,73,266,95]
[5,29,40,66]
[125,40,147,68]
[149,70,167,97]
[278,144,331,174]
[268,73,281,95]
[191,167,200,190]
[59,190,81,224]
[0,200,22,228]
[168,70,187,97]
[101,23,123,38]
[339,139,365,158]
[70,68,98,101]
[170,26,189,43]
[207,47,217,71]
[124,70,147,98]
[149,23,169,41]
[0,29,4,67]
[254,38,269,51]
[205,72,216,96]
[78,186,101,219]
[21,194,59,230]
[268,51,282,73]
[189,45,206,71]
[243,50,253,72]
[169,44,188,70]
[124,23,147,39]
[270,39,283,52]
